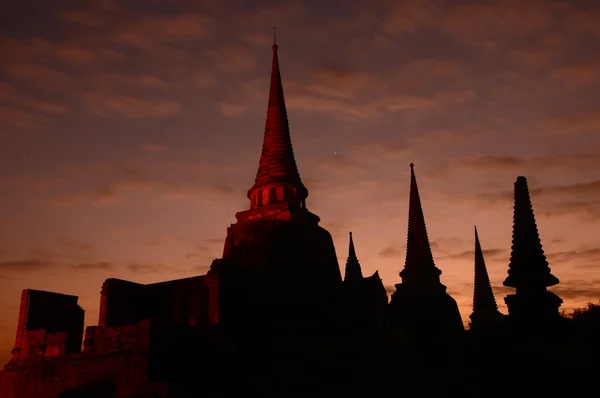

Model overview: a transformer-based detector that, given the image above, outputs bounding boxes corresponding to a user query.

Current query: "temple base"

[504,291,563,333]
[388,283,464,351]
[219,218,344,339]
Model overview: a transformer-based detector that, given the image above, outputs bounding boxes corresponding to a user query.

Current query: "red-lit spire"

[344,232,363,282]
[400,163,441,285]
[504,176,559,290]
[470,226,502,329]
[247,30,307,208]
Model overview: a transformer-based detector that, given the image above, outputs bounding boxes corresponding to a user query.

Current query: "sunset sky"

[1,0,600,364]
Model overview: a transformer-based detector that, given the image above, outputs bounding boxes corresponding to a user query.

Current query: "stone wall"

[0,350,165,398]
[0,320,166,398]
[84,320,152,354]
[99,279,146,327]
[0,275,215,397]
[11,290,84,363]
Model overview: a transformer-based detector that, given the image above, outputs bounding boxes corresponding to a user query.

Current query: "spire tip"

[410,162,414,169]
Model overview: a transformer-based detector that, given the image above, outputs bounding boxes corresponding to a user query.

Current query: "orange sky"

[1,0,600,365]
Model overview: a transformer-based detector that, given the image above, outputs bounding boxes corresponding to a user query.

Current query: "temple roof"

[248,35,307,199]
[344,232,363,282]
[504,176,559,289]
[471,226,502,321]
[400,163,442,283]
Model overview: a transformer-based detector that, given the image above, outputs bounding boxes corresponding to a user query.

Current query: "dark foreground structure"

[1,41,598,398]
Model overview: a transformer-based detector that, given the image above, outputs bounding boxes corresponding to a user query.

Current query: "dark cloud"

[442,154,600,175]
[71,262,114,271]
[379,239,448,259]
[471,179,600,216]
[549,279,600,301]
[540,200,600,221]
[84,94,182,118]
[379,244,404,258]
[126,262,170,274]
[59,240,94,252]
[39,160,244,207]
[433,237,464,248]
[144,236,186,248]
[0,259,55,273]
[545,248,600,267]
[439,248,507,261]
[314,154,361,174]
[185,245,213,260]
[536,180,600,197]
[309,66,377,99]
[543,112,600,135]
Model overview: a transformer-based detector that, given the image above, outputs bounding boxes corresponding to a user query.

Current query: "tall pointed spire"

[388,163,464,340]
[503,176,559,290]
[400,163,441,286]
[247,32,307,208]
[470,226,502,330]
[344,232,363,282]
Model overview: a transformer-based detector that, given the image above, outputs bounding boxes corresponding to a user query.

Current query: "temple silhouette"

[0,41,596,398]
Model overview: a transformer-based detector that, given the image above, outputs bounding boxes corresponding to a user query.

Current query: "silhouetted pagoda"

[469,226,504,332]
[503,176,563,331]
[388,164,464,348]
[344,232,363,282]
[342,232,388,345]
[216,36,345,347]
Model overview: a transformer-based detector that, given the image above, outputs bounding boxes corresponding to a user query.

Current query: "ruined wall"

[145,276,208,328]
[11,290,84,363]
[0,320,166,398]
[99,279,146,327]
[98,276,210,329]
[1,274,216,397]
[83,320,152,354]
[0,350,164,398]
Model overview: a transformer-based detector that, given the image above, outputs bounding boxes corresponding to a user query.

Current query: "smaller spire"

[348,232,357,259]
[470,226,502,330]
[344,232,363,282]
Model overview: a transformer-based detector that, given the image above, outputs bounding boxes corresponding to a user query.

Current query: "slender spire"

[503,176,559,290]
[344,232,363,282]
[470,226,502,328]
[248,34,307,202]
[400,163,441,284]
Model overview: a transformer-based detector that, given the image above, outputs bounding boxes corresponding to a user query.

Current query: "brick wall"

[11,290,84,363]
[99,279,146,327]
[145,276,208,327]
[0,350,165,398]
[83,320,152,354]
[0,320,167,398]
[0,274,215,397]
